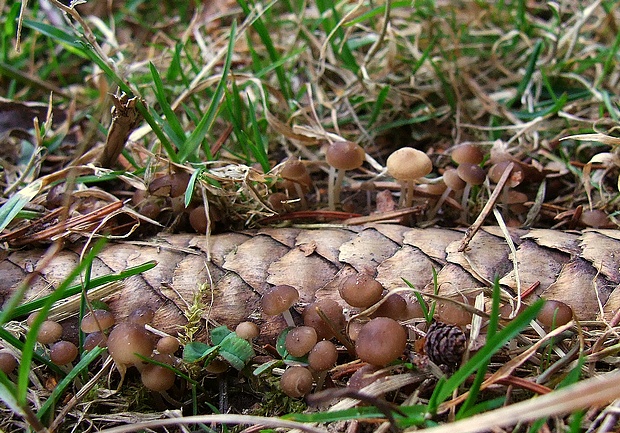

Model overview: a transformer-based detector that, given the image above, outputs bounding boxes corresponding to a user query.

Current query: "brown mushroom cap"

[140,354,176,391]
[36,320,64,345]
[127,307,155,326]
[156,336,180,355]
[386,147,433,181]
[452,144,484,165]
[303,299,345,340]
[267,192,290,212]
[0,352,17,374]
[83,332,107,351]
[371,294,409,320]
[81,309,115,333]
[285,326,318,357]
[580,209,611,228]
[456,163,486,185]
[148,172,191,198]
[537,300,573,329]
[235,321,260,340]
[443,168,466,191]
[107,322,155,366]
[308,340,338,371]
[281,159,312,188]
[339,273,384,308]
[436,296,474,326]
[488,161,524,187]
[50,340,78,365]
[280,366,313,398]
[355,317,407,366]
[189,206,209,233]
[261,285,300,316]
[325,141,366,171]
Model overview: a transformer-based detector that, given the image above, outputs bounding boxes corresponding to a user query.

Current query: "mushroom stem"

[333,169,346,207]
[292,183,307,209]
[281,309,295,328]
[328,166,337,210]
[461,182,472,218]
[404,179,414,207]
[428,187,453,220]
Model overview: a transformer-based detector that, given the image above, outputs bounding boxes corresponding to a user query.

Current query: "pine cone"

[424,321,467,366]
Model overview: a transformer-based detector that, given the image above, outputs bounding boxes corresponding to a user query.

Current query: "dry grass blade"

[96,414,328,433]
[419,369,620,433]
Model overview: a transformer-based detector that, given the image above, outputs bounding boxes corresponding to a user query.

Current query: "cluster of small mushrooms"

[5,306,182,392]
[256,275,575,398]
[267,142,614,228]
[4,276,575,401]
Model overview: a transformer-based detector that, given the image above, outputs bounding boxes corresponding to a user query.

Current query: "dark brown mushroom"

[140,354,176,392]
[36,320,64,345]
[156,336,180,355]
[261,285,299,327]
[0,351,17,375]
[280,366,313,398]
[81,309,115,334]
[537,300,573,329]
[127,307,155,326]
[308,340,338,371]
[303,299,345,341]
[355,317,407,366]
[371,293,409,320]
[107,322,155,367]
[452,144,484,165]
[235,322,260,340]
[285,326,318,357]
[83,332,107,351]
[50,340,78,365]
[339,273,384,308]
[325,141,365,209]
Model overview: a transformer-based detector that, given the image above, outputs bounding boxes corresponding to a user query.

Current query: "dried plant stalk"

[1,225,618,340]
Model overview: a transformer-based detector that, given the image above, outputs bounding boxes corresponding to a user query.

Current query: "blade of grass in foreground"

[428,299,544,414]
[4,260,157,322]
[37,346,105,421]
[14,239,106,406]
[0,179,43,232]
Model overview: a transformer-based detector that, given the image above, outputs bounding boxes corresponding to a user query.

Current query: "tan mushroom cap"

[326,141,366,170]
[386,147,432,181]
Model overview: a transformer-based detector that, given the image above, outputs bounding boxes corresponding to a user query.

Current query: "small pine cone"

[424,321,467,366]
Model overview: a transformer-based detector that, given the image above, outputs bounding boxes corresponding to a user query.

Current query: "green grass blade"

[457,278,502,418]
[0,327,62,374]
[36,346,105,420]
[22,19,86,53]
[149,62,187,146]
[315,0,359,72]
[246,97,270,172]
[429,299,544,412]
[367,85,390,128]
[15,239,107,406]
[236,0,292,100]
[178,20,237,162]
[0,179,42,232]
[4,260,156,322]
[506,39,543,109]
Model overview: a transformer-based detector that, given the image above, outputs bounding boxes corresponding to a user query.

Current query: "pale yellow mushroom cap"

[386,147,432,181]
